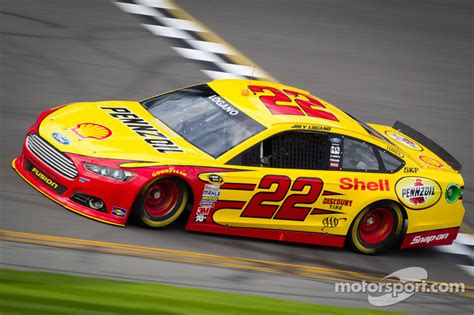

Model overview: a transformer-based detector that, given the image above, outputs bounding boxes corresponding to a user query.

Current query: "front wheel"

[348,202,404,254]
[133,177,188,228]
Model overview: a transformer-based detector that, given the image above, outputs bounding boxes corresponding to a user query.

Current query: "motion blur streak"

[1,229,472,298]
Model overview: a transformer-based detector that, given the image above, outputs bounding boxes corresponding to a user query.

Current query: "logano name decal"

[339,178,390,191]
[101,107,183,153]
[208,95,239,116]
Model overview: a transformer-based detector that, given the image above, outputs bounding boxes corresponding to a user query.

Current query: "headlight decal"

[83,162,134,181]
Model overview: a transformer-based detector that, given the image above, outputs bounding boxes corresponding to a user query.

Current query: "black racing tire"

[348,202,405,254]
[133,177,188,228]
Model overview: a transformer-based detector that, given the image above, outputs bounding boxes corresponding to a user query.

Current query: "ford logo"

[52,132,70,145]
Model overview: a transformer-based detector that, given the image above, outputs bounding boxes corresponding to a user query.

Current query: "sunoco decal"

[101,107,183,153]
[111,206,127,218]
[395,177,441,210]
[385,131,422,151]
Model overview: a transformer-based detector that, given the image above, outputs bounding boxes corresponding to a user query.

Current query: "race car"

[12,79,465,254]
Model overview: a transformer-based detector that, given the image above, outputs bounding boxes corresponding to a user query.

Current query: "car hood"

[38,101,212,164]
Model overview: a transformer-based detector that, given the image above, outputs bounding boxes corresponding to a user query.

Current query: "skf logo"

[339,178,390,191]
[404,167,419,173]
[72,123,112,140]
[395,177,441,210]
[31,167,58,189]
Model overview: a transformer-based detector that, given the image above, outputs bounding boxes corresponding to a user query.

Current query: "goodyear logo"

[152,168,187,177]
[31,167,58,189]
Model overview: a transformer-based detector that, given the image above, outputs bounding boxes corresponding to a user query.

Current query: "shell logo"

[72,123,112,140]
[395,177,441,210]
[418,155,444,169]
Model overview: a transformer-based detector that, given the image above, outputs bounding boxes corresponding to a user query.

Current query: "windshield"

[346,113,392,144]
[141,85,266,158]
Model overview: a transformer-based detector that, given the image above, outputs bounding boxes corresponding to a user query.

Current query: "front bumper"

[12,138,145,226]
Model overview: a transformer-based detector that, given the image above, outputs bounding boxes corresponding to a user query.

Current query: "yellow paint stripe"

[11,158,125,227]
[166,1,278,82]
[1,229,472,295]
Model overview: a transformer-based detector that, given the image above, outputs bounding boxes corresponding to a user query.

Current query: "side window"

[342,138,379,171]
[379,149,404,172]
[228,131,330,170]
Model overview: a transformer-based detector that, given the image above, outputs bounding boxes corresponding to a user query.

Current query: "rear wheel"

[348,202,404,254]
[134,177,188,228]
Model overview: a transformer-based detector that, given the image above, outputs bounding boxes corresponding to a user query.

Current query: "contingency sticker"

[328,136,343,169]
[195,184,221,223]
[385,131,422,151]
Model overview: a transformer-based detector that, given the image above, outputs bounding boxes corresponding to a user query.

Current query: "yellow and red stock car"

[13,79,465,254]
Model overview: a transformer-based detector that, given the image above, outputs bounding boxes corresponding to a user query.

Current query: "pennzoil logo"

[101,107,183,153]
[31,167,58,189]
[72,123,112,140]
[395,177,441,210]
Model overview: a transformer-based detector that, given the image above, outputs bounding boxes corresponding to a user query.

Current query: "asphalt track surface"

[1,0,472,314]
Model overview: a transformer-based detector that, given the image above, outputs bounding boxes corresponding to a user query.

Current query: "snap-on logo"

[339,178,390,191]
[410,233,449,245]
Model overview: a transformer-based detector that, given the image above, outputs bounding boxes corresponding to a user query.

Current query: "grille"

[26,133,78,179]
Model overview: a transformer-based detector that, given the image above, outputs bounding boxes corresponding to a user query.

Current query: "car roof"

[208,79,367,135]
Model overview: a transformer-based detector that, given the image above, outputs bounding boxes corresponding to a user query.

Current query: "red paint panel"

[187,224,345,247]
[283,89,338,121]
[322,190,344,196]
[248,85,304,116]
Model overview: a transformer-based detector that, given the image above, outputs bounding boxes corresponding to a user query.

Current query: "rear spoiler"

[392,121,462,171]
